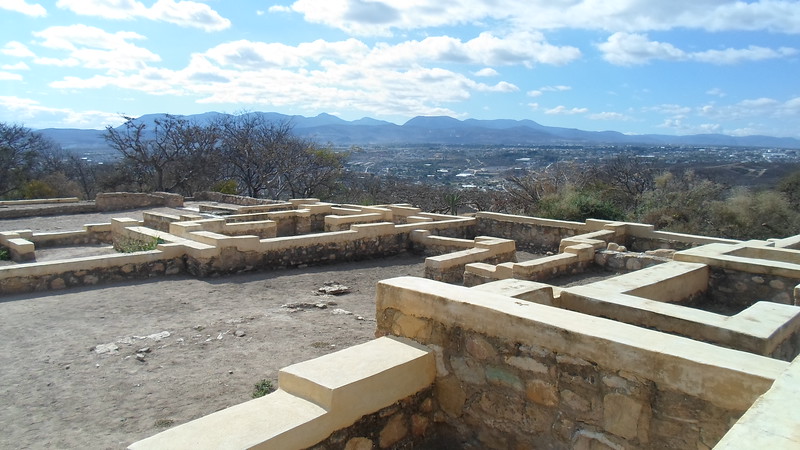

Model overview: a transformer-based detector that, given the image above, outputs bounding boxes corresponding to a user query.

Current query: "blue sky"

[1,0,799,138]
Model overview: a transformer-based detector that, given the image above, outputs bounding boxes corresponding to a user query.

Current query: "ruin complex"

[1,192,798,449]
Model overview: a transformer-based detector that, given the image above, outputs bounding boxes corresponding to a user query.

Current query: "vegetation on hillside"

[2,120,799,241]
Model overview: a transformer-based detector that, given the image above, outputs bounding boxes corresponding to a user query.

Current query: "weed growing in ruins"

[252,379,274,398]
[0,247,9,260]
[153,418,175,428]
[114,236,165,253]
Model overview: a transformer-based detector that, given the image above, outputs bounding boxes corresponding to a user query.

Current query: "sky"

[1,1,799,138]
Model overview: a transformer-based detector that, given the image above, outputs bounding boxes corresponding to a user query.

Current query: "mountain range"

[38,112,800,154]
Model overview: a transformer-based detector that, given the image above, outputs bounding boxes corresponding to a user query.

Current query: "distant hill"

[37,112,800,155]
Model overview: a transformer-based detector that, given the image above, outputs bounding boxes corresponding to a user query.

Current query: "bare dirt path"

[0,254,424,449]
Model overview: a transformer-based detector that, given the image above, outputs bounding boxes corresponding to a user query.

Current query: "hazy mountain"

[37,112,800,156]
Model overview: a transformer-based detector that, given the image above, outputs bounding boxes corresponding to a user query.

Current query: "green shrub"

[0,247,9,261]
[114,235,164,253]
[252,379,274,398]
[211,179,238,195]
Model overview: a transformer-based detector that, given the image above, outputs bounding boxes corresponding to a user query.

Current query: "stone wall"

[707,267,798,308]
[95,192,183,211]
[186,233,409,277]
[376,277,786,450]
[306,388,441,450]
[594,249,672,273]
[0,202,97,219]
[475,212,584,253]
[0,251,185,294]
[193,191,281,206]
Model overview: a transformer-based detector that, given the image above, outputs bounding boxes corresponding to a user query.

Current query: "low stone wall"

[475,212,585,253]
[193,191,281,206]
[0,202,96,219]
[707,267,798,308]
[95,192,183,211]
[0,197,79,206]
[129,336,436,450]
[30,225,113,247]
[0,250,185,295]
[423,237,516,285]
[307,388,438,450]
[594,249,671,272]
[376,277,787,449]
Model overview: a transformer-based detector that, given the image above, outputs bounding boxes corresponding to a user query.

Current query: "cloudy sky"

[1,0,799,137]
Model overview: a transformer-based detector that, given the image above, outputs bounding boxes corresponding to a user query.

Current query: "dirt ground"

[0,206,615,449]
[0,207,428,449]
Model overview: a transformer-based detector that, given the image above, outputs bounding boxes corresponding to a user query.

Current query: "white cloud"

[599,32,796,65]
[598,32,685,65]
[0,71,23,81]
[287,0,800,36]
[55,0,231,31]
[46,36,530,120]
[2,41,36,58]
[540,85,571,92]
[2,62,30,70]
[0,96,123,128]
[0,0,45,16]
[545,105,588,115]
[528,102,540,110]
[474,67,498,77]
[527,90,542,97]
[706,88,726,97]
[268,5,292,13]
[693,46,797,64]
[366,32,581,68]
[588,111,631,121]
[33,25,161,71]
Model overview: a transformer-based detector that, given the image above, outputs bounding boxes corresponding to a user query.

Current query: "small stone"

[769,279,786,290]
[135,353,146,362]
[314,303,328,309]
[344,437,373,450]
[137,347,151,353]
[234,330,246,337]
[318,283,351,295]
[228,370,234,374]
[331,308,353,315]
[607,242,620,251]
[93,343,119,354]
[356,316,365,321]
[379,414,407,448]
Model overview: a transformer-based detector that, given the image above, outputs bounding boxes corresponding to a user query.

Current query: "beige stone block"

[603,393,643,440]
[436,376,466,417]
[410,414,429,437]
[344,437,373,450]
[393,314,431,340]
[525,379,559,407]
[562,389,591,412]
[465,334,496,360]
[504,356,548,374]
[379,414,407,448]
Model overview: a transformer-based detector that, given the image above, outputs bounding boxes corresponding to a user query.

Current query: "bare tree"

[0,123,59,197]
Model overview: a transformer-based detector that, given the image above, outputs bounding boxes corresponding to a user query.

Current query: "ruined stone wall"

[0,202,96,219]
[594,250,671,273]
[0,253,185,295]
[306,388,442,450]
[475,213,582,253]
[95,192,183,211]
[379,311,743,449]
[708,267,798,308]
[30,229,113,248]
[185,234,410,277]
[376,277,782,450]
[193,191,280,206]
